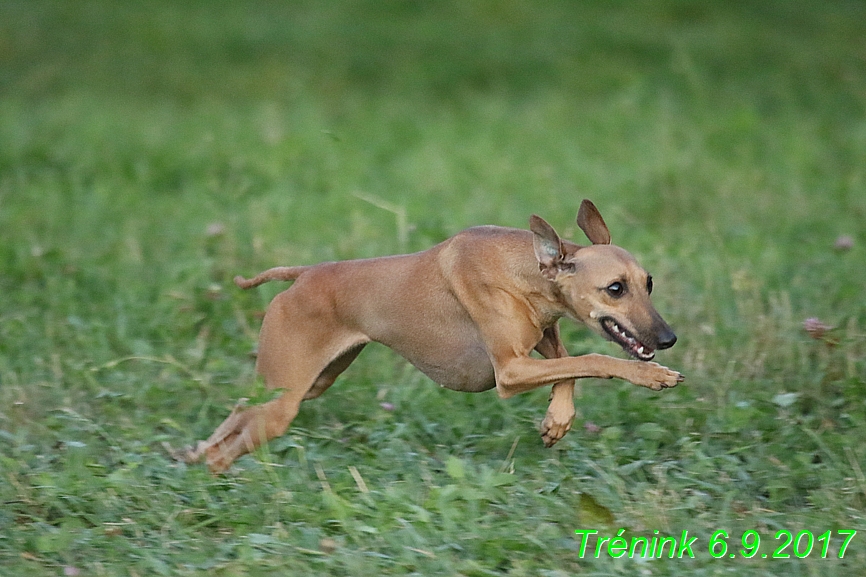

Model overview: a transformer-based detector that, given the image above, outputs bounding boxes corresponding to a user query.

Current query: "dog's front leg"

[534,325,575,447]
[541,381,574,447]
[495,353,682,398]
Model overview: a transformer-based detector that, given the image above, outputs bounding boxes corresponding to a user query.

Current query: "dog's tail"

[234,266,314,289]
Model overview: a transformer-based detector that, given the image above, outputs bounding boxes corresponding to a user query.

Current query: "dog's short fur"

[186,200,682,472]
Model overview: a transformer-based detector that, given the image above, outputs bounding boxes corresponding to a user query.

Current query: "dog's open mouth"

[600,317,655,361]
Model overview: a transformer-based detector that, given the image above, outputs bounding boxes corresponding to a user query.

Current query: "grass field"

[2,1,866,575]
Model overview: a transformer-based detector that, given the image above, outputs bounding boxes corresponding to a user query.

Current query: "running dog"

[185,200,682,472]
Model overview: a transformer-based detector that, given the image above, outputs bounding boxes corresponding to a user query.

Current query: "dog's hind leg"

[186,287,368,472]
[303,343,367,400]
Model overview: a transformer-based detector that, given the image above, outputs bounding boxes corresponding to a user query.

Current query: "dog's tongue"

[633,343,655,361]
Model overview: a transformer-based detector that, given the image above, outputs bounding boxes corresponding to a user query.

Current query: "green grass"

[2,1,866,575]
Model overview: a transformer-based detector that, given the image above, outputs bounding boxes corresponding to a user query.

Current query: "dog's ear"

[576,199,611,245]
[530,215,567,278]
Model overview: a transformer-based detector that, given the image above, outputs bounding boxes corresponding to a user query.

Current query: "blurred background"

[1,1,865,575]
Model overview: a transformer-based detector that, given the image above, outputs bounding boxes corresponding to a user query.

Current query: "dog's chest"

[376,326,496,393]
[404,342,496,393]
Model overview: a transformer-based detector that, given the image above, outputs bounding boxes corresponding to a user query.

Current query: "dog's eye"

[606,282,625,298]
[646,275,653,295]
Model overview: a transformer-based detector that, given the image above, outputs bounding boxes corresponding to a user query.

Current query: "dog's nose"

[657,329,677,350]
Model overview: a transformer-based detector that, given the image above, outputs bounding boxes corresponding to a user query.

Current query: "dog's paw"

[540,407,575,447]
[178,439,238,473]
[163,441,204,464]
[637,362,683,391]
[204,446,236,474]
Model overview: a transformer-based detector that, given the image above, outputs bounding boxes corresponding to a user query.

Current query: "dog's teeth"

[638,346,645,354]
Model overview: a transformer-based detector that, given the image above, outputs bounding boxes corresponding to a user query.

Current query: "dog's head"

[530,200,677,361]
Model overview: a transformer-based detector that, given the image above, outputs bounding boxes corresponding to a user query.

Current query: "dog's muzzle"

[600,317,673,361]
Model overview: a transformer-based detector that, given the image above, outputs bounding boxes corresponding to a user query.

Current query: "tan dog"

[186,200,682,472]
